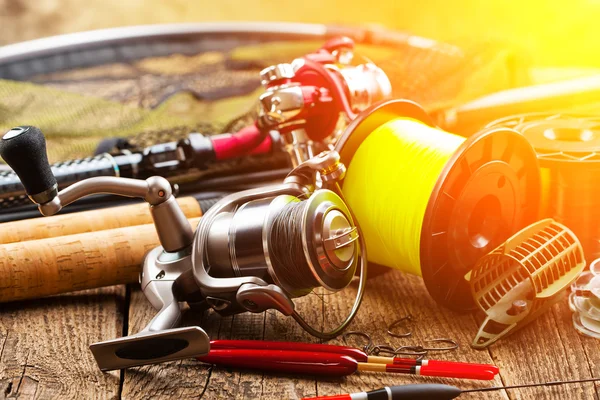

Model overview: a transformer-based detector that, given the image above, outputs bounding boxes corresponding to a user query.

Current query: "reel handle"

[0,126,194,252]
[90,275,210,371]
[0,126,58,204]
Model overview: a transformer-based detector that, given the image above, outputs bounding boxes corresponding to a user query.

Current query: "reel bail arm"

[192,149,366,340]
[191,149,347,298]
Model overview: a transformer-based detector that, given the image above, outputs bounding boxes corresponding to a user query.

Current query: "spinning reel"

[0,126,367,371]
[258,36,392,166]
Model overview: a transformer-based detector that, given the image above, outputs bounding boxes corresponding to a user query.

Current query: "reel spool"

[487,113,600,261]
[195,185,360,324]
[335,99,541,311]
[469,219,585,348]
[0,127,367,371]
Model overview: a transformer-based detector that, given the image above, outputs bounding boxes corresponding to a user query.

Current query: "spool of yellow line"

[343,118,465,275]
[336,100,541,311]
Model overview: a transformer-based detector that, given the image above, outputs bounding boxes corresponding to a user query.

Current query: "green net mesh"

[0,36,529,162]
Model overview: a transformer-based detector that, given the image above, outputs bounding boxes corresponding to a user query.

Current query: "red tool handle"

[393,358,499,375]
[210,340,368,362]
[386,364,495,381]
[197,349,357,377]
[210,340,499,376]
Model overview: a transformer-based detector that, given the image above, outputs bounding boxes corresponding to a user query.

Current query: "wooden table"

[0,268,598,399]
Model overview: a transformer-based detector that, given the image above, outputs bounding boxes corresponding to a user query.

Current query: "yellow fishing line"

[342,118,465,276]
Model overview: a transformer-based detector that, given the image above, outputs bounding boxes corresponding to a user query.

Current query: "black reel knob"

[0,126,57,204]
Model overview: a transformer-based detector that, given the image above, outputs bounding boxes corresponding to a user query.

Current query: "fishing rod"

[0,166,290,223]
[303,378,600,399]
[0,125,280,210]
[434,74,600,134]
[0,167,294,242]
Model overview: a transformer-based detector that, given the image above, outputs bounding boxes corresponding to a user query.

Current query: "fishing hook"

[342,331,373,354]
[387,314,413,338]
[393,345,429,357]
[421,338,459,352]
[370,344,397,356]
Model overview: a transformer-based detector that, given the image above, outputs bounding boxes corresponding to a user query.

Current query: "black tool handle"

[0,126,57,198]
[386,384,462,399]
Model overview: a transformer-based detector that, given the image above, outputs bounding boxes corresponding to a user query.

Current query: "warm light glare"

[2,0,600,67]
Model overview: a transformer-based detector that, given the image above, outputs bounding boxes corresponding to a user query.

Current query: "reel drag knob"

[322,209,356,268]
[0,126,57,205]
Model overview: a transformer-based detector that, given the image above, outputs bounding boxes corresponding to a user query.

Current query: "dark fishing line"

[269,200,319,293]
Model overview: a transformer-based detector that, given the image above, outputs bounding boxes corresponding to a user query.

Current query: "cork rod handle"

[0,197,202,244]
[0,217,201,303]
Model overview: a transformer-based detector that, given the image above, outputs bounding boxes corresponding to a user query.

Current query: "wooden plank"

[196,294,318,399]
[569,302,600,399]
[249,295,319,399]
[317,269,506,400]
[206,310,265,399]
[120,288,214,399]
[0,286,124,399]
[120,269,600,400]
[485,300,600,400]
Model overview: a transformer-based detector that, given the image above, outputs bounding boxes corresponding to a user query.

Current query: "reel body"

[0,127,366,371]
[201,190,358,300]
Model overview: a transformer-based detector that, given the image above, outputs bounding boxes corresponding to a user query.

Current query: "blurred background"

[1,0,599,67]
